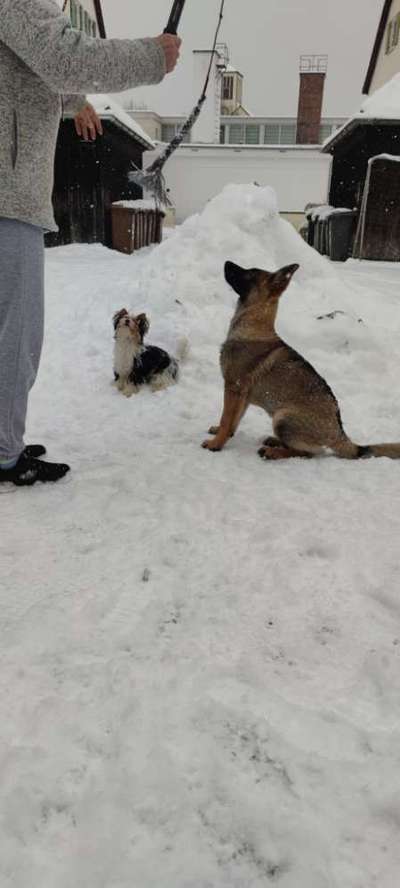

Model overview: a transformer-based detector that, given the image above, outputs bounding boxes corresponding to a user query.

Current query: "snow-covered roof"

[224,64,243,76]
[64,94,155,149]
[322,72,400,153]
[359,73,400,120]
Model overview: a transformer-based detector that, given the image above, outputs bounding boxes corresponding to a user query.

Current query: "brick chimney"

[296,55,328,144]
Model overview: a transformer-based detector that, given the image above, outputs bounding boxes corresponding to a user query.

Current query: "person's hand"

[154,34,181,74]
[74,103,103,141]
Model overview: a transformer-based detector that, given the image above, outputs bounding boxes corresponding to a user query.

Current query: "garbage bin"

[327,211,357,262]
[314,218,329,256]
[111,202,165,255]
[307,216,316,247]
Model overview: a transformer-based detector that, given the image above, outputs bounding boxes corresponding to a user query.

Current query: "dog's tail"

[361,443,400,459]
[175,336,190,363]
[333,438,400,460]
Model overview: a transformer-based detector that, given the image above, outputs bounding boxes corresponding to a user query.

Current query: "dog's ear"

[136,313,150,341]
[225,262,257,300]
[113,308,128,330]
[269,264,300,295]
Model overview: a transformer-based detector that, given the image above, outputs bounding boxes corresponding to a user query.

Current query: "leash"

[129,0,226,206]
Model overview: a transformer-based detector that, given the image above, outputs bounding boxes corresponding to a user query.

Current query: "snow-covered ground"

[2,185,400,888]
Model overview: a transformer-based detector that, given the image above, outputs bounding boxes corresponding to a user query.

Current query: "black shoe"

[0,452,70,486]
[24,444,47,458]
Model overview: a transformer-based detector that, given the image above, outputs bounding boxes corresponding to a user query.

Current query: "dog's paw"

[258,445,287,460]
[202,438,222,452]
[262,436,282,448]
[122,384,138,398]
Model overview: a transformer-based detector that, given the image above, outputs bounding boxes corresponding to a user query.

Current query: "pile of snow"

[2,184,400,888]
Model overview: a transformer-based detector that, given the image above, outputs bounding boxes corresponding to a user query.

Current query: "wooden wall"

[46,120,144,248]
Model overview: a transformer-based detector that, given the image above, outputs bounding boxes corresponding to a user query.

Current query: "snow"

[360,72,400,121]
[306,204,354,221]
[2,184,400,887]
[70,93,155,148]
[368,153,400,165]
[113,199,165,213]
[323,71,400,150]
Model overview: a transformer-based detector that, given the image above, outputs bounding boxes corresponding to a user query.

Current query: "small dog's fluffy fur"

[113,308,187,396]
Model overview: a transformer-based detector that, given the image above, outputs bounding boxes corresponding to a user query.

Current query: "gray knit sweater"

[0,0,166,231]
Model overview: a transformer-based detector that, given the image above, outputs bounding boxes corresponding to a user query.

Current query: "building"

[48,0,153,247]
[220,64,249,116]
[219,115,345,146]
[137,51,336,227]
[49,97,154,248]
[126,48,345,148]
[144,142,331,228]
[322,0,400,259]
[363,0,400,94]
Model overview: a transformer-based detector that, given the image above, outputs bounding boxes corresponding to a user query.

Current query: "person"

[0,0,181,487]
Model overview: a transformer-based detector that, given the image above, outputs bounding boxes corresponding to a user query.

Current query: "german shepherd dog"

[202,261,400,460]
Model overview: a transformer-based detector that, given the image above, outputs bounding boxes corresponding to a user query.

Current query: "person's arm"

[0,0,167,94]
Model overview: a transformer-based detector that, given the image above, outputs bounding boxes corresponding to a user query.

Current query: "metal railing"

[300,54,328,74]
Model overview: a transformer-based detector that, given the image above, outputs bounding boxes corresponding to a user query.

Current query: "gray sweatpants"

[0,217,44,462]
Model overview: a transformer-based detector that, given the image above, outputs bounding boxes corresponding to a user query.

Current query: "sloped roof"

[63,94,155,148]
[322,70,400,153]
[89,95,155,147]
[363,0,393,95]
[361,70,400,117]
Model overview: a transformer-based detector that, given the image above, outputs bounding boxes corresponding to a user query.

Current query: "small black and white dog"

[113,308,187,397]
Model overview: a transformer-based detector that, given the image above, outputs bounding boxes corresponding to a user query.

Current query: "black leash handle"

[164,0,186,34]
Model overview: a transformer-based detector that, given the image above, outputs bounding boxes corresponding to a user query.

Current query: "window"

[393,13,400,47]
[161,125,176,143]
[264,124,280,144]
[245,125,260,145]
[220,125,226,144]
[386,15,400,53]
[70,0,78,28]
[228,124,245,144]
[70,3,97,38]
[280,124,296,144]
[223,77,234,100]
[161,124,191,143]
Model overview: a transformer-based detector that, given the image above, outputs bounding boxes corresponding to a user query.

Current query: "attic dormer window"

[223,76,234,101]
